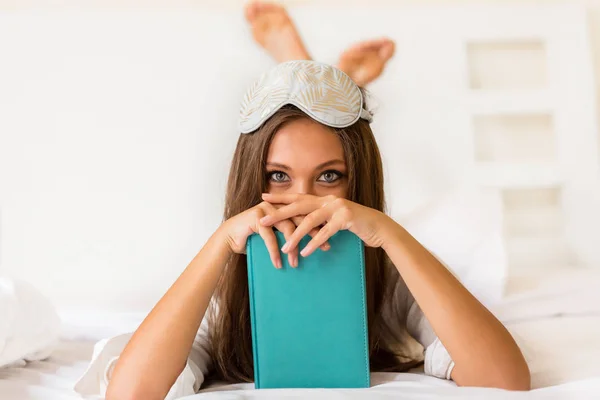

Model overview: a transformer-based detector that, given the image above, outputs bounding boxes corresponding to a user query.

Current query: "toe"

[244,1,260,22]
[379,39,396,61]
[259,1,284,14]
[353,39,381,53]
[245,1,282,21]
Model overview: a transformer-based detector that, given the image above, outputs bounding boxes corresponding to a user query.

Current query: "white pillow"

[396,185,507,307]
[0,278,61,368]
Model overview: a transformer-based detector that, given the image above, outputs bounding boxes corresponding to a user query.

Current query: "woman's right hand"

[222,201,330,269]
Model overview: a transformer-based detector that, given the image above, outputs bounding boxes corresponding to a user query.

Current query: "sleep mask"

[239,60,373,134]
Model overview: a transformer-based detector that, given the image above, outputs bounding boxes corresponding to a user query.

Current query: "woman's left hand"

[259,193,392,257]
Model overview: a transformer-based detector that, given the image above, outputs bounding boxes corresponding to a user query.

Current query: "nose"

[291,179,316,196]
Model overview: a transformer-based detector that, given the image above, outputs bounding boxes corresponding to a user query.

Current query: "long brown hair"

[208,104,420,383]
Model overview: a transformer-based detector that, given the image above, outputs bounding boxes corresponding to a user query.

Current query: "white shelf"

[474,163,563,188]
[467,90,554,115]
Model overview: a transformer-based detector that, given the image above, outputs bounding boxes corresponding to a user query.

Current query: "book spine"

[356,235,370,387]
[246,234,262,388]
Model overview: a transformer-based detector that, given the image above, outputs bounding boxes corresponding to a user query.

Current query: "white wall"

[0,3,598,312]
[0,10,259,311]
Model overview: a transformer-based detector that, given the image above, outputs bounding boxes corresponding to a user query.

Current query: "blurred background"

[0,0,599,313]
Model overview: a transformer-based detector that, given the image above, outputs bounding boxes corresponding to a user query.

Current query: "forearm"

[381,218,530,390]
[106,226,232,400]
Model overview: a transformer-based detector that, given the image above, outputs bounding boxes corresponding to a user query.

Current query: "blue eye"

[268,171,290,182]
[318,170,342,183]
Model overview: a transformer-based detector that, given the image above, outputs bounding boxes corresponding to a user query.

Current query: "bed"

[1,268,599,400]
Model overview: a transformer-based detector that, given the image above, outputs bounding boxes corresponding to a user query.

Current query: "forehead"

[267,118,345,166]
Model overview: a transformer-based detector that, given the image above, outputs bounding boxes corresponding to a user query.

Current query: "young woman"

[102,62,529,400]
[77,3,530,400]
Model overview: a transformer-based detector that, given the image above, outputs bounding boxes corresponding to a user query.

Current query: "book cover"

[246,230,370,389]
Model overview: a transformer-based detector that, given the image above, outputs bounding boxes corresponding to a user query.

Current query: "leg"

[337,38,396,87]
[244,1,395,86]
[245,1,311,63]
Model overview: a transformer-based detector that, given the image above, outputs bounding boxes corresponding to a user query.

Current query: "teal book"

[246,230,370,389]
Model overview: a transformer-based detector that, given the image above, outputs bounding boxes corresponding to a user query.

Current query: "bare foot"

[245,1,311,63]
[337,38,396,86]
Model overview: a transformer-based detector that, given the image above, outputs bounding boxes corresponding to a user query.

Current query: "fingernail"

[300,247,309,257]
[323,243,331,250]
[281,242,290,253]
[259,216,270,225]
[276,259,282,269]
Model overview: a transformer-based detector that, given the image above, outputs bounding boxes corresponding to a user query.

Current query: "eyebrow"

[266,159,346,171]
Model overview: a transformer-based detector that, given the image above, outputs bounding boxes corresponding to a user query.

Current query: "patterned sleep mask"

[239,60,373,134]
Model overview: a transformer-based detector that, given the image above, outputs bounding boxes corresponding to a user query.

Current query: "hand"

[222,201,330,269]
[259,193,390,257]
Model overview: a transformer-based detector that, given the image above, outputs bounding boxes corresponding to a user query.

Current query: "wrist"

[215,220,236,258]
[378,214,408,252]
[184,222,233,280]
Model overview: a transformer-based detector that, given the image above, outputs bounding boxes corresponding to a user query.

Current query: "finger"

[260,202,298,268]
[300,219,342,257]
[260,199,322,227]
[290,216,304,226]
[282,207,330,255]
[264,193,337,208]
[261,192,306,205]
[291,216,330,251]
[274,219,299,268]
[309,228,331,251]
[257,224,281,269]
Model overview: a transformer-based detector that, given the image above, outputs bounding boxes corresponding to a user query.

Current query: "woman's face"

[266,118,348,198]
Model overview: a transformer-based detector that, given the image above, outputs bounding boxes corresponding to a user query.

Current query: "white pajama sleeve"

[73,316,212,399]
[387,251,456,381]
[406,298,455,380]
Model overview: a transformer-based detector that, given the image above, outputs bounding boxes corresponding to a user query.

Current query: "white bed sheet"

[1,338,599,400]
[0,339,94,400]
[186,378,600,399]
[0,270,599,400]
[0,312,142,400]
